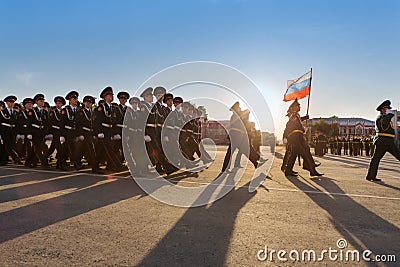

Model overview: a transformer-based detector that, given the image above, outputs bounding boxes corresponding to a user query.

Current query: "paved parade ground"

[0,146,399,266]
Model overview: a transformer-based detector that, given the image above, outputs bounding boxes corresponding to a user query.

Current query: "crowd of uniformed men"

[0,86,211,175]
[314,135,376,157]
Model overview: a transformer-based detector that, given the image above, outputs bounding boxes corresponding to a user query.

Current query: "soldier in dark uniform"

[140,87,177,175]
[365,138,370,157]
[337,136,343,156]
[353,136,359,156]
[170,96,196,168]
[76,95,103,174]
[366,100,400,181]
[160,93,179,167]
[282,99,323,177]
[0,95,21,164]
[93,86,125,172]
[46,96,67,170]
[13,102,25,158]
[61,91,81,169]
[125,97,146,174]
[26,94,49,168]
[0,101,8,165]
[17,98,33,165]
[343,136,349,155]
[114,91,129,163]
[349,136,354,156]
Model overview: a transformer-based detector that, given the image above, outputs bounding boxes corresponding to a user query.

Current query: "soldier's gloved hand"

[60,136,65,143]
[45,134,53,140]
[113,134,121,140]
[27,134,33,140]
[20,135,25,140]
[144,135,152,142]
[164,136,169,142]
[78,135,85,141]
[16,134,22,140]
[97,133,105,139]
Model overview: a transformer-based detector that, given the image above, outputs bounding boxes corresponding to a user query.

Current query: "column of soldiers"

[323,136,375,157]
[0,86,212,176]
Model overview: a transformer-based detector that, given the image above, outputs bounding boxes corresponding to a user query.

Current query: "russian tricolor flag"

[283,70,312,102]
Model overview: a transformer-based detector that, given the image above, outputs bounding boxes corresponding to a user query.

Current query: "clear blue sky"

[1,0,399,138]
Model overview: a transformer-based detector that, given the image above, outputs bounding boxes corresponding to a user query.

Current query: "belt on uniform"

[137,129,143,132]
[165,125,175,130]
[377,133,395,138]
[128,128,137,132]
[288,129,304,137]
[187,129,194,133]
[102,123,113,128]
[64,125,75,130]
[157,123,163,127]
[116,124,127,128]
[52,125,60,130]
[82,127,93,132]
[1,122,15,128]
[146,123,156,128]
[32,124,44,129]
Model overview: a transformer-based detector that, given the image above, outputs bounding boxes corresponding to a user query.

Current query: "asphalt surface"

[0,145,399,266]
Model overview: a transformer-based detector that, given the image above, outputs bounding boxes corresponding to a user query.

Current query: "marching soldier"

[281,99,323,177]
[17,98,33,165]
[125,97,145,174]
[0,95,21,164]
[76,95,103,174]
[140,87,177,175]
[61,91,81,169]
[46,96,67,170]
[172,96,196,168]
[13,102,25,158]
[0,101,8,165]
[222,102,263,173]
[114,91,130,163]
[93,86,124,172]
[26,94,49,168]
[366,100,400,181]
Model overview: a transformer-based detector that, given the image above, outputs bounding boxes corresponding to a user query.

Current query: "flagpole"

[305,67,312,143]
[306,67,312,116]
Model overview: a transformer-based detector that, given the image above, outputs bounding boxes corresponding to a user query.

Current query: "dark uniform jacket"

[27,107,48,138]
[373,113,396,145]
[48,108,64,138]
[0,108,18,138]
[93,103,117,137]
[76,107,94,137]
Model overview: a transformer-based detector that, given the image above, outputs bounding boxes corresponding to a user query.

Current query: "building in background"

[307,117,375,138]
